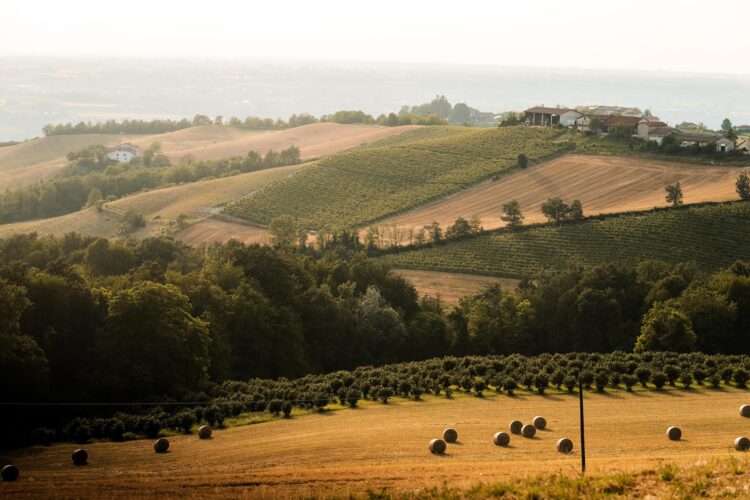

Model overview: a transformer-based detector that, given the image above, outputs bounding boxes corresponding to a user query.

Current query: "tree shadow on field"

[653,389,684,397]
[539,393,565,401]
[591,391,624,399]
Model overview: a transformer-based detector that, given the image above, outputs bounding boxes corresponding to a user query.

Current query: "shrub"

[734,368,749,388]
[652,372,668,389]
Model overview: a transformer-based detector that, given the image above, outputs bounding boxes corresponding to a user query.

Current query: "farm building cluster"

[106,143,140,163]
[523,105,745,153]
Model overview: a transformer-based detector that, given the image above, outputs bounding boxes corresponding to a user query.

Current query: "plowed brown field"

[378,154,742,238]
[2,389,749,498]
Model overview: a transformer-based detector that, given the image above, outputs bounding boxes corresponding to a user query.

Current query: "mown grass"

[363,456,750,499]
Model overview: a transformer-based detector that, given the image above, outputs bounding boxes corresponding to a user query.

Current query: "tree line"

[40,105,452,137]
[0,144,300,224]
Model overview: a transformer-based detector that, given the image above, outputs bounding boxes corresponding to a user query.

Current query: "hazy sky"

[3,0,748,74]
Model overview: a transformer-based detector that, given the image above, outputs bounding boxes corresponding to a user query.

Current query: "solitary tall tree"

[665,182,683,207]
[501,200,524,228]
[737,173,750,200]
[721,118,733,132]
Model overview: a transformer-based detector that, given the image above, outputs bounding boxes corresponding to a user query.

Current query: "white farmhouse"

[715,137,735,153]
[107,143,139,163]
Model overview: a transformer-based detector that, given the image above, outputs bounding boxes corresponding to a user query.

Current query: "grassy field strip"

[3,389,749,497]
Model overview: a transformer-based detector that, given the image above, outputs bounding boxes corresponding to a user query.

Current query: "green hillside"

[223,126,572,230]
[382,202,750,278]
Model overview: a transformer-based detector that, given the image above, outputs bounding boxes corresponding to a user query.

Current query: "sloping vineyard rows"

[383,202,750,278]
[223,127,572,230]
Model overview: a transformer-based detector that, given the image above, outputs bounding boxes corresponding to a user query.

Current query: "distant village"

[518,105,749,154]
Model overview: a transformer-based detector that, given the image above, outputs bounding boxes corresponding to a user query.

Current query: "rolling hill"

[0,165,304,240]
[224,126,573,230]
[0,123,418,190]
[383,201,750,278]
[376,154,742,237]
[0,133,144,189]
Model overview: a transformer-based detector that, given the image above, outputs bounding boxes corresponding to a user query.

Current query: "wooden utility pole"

[579,380,586,474]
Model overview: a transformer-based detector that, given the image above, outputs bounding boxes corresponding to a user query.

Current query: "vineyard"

[223,126,573,230]
[383,201,750,278]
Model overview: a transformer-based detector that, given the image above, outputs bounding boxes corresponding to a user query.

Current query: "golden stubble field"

[2,389,749,498]
[377,154,743,237]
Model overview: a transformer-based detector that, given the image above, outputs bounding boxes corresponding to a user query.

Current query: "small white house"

[107,143,139,163]
[715,137,735,153]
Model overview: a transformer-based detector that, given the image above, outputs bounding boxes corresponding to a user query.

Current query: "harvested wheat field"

[175,217,270,246]
[395,268,520,305]
[379,154,742,237]
[130,123,421,164]
[3,389,750,498]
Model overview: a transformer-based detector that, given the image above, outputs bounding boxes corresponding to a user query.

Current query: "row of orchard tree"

[15,351,750,447]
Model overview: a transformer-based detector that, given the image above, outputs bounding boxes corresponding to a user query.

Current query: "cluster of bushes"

[0,145,301,223]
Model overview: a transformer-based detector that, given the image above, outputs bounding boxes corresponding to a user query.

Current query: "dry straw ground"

[2,389,749,498]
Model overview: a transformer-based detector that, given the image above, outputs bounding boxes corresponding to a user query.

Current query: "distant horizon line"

[1,55,749,79]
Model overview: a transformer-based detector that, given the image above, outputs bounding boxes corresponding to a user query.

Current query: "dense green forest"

[0,145,301,223]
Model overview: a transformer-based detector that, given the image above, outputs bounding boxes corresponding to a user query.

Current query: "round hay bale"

[442,428,458,443]
[741,405,750,418]
[198,425,212,440]
[533,416,547,430]
[492,432,510,446]
[71,449,88,465]
[556,438,574,454]
[509,420,523,434]
[667,426,682,441]
[734,436,750,452]
[1,465,19,482]
[154,438,170,453]
[429,438,446,455]
[521,424,537,438]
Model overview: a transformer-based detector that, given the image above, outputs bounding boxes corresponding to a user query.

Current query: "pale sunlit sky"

[3,0,748,74]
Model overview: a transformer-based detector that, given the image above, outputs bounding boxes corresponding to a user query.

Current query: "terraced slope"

[224,126,572,230]
[383,201,750,278]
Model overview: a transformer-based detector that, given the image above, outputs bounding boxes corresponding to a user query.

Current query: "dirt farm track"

[3,389,750,498]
